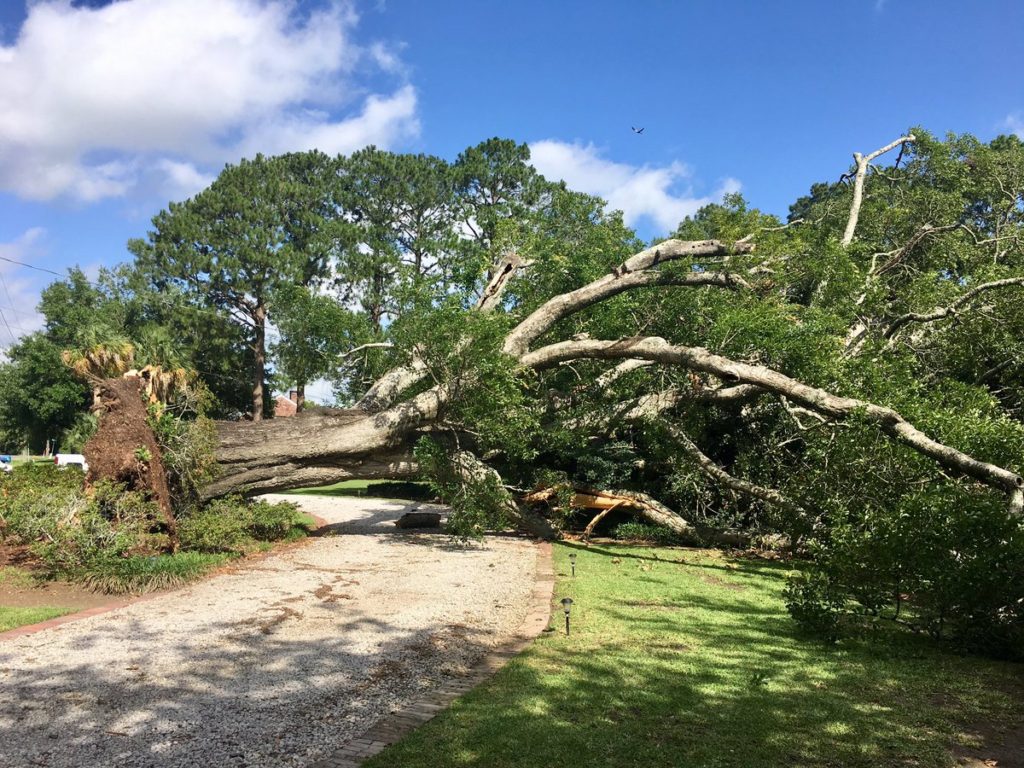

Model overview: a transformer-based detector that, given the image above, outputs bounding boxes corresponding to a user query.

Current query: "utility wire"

[0,254,63,277]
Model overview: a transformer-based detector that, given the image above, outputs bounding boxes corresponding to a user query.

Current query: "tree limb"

[841,135,916,247]
[661,422,808,518]
[502,239,754,357]
[357,250,528,412]
[521,336,1024,500]
[882,277,1024,340]
[449,451,557,539]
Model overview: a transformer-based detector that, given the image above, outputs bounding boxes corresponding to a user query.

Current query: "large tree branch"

[502,239,753,357]
[522,337,1024,500]
[882,277,1024,340]
[841,134,916,247]
[843,223,963,354]
[610,385,761,422]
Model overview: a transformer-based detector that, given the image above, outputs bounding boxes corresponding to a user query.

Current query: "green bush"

[0,464,164,578]
[248,498,300,540]
[612,521,681,545]
[783,570,846,641]
[0,460,309,592]
[785,486,1024,658]
[178,496,305,554]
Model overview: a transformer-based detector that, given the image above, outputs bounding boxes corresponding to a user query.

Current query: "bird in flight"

[631,126,645,134]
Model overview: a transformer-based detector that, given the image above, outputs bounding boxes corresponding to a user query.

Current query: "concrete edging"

[309,539,556,768]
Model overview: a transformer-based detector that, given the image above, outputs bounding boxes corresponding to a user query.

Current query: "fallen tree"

[91,232,1022,534]
[60,130,1024,654]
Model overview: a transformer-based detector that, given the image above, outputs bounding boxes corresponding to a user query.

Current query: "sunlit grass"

[285,479,377,496]
[0,606,73,632]
[365,543,1022,768]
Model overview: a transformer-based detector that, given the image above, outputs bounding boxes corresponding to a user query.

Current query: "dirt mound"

[83,376,177,547]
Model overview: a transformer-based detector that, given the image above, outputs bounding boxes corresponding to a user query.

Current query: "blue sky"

[0,0,1021,353]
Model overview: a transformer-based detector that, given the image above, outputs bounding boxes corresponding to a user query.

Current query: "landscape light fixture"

[569,553,577,577]
[560,597,574,635]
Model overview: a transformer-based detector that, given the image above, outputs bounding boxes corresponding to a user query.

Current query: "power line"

[0,254,63,277]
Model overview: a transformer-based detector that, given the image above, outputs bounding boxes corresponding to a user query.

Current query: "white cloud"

[153,159,217,201]
[529,140,740,234]
[0,228,51,347]
[235,84,419,158]
[0,0,419,202]
[1003,113,1024,139]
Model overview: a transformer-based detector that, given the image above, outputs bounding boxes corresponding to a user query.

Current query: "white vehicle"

[54,453,89,473]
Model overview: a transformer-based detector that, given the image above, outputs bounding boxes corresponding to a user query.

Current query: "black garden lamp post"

[569,553,577,578]
[560,597,574,636]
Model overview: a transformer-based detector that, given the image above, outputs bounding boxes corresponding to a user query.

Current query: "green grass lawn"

[0,605,74,632]
[9,456,51,466]
[1,567,76,632]
[286,479,378,496]
[365,543,1023,768]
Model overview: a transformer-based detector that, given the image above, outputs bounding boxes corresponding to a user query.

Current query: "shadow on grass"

[363,545,1024,768]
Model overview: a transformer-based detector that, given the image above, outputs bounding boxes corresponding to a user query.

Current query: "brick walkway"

[309,540,555,768]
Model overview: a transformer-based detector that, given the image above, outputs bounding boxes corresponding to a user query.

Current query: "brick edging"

[0,592,161,641]
[309,539,556,768]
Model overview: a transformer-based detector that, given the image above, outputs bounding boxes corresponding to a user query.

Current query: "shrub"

[0,460,309,592]
[177,499,250,553]
[248,498,300,540]
[0,464,164,578]
[785,486,1024,659]
[178,496,305,554]
[81,552,231,594]
[612,521,681,545]
[783,570,847,642]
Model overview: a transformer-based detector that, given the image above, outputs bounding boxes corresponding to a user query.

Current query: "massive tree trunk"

[204,388,443,499]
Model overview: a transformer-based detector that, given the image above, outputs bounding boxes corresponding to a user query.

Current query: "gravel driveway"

[0,495,540,768]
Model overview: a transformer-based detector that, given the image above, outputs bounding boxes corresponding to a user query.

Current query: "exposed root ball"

[83,377,178,548]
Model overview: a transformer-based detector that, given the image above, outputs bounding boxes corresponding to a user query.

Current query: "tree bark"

[204,387,444,498]
[251,302,266,422]
[841,135,915,247]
